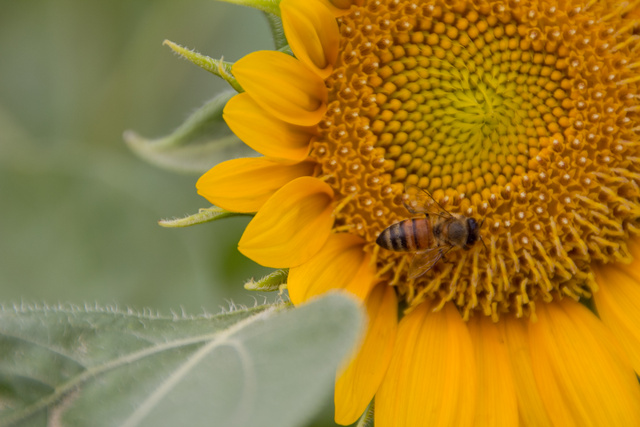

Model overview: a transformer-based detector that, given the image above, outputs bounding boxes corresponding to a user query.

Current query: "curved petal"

[281,0,339,79]
[376,302,476,427]
[334,284,397,425]
[529,299,640,426]
[319,0,365,16]
[288,233,375,305]
[593,238,640,374]
[468,315,518,427]
[238,176,334,268]
[223,93,313,162]
[500,316,553,427]
[232,51,327,126]
[196,158,315,213]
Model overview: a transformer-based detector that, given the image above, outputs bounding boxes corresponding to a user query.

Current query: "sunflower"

[196,0,640,425]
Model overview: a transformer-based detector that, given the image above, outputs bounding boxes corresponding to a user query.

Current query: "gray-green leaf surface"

[0,294,363,427]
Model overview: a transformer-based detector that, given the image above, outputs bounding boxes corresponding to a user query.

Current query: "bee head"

[465,218,479,247]
[464,217,488,252]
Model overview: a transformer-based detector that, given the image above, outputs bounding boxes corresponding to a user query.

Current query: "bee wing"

[403,185,452,218]
[407,246,446,279]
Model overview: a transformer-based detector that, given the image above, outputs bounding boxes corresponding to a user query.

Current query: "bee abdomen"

[377,218,431,251]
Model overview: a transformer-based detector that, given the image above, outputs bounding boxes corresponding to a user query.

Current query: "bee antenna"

[480,235,488,252]
[478,218,488,252]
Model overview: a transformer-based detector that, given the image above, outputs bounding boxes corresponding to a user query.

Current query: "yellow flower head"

[197,0,640,425]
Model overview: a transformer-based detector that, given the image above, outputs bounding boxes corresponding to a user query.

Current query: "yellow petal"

[334,284,397,425]
[327,0,352,7]
[529,299,640,427]
[500,316,553,427]
[376,302,475,427]
[288,233,375,305]
[281,0,339,79]
[344,257,377,301]
[318,0,364,16]
[593,238,640,374]
[232,51,327,126]
[223,93,313,162]
[196,158,315,213]
[238,176,334,268]
[467,315,518,427]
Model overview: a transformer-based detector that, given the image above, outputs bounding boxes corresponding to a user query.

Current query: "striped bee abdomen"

[376,218,432,252]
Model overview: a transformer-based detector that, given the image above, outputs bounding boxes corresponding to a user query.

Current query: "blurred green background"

[0,1,275,314]
[0,2,345,425]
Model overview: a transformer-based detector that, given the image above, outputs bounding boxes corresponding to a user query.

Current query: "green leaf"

[0,294,363,427]
[124,91,256,174]
[158,206,251,228]
[244,269,288,292]
[162,40,242,92]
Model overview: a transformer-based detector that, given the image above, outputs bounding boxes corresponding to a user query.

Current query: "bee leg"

[439,246,455,264]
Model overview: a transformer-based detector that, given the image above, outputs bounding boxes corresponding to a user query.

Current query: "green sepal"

[264,12,288,50]
[356,401,375,427]
[244,269,289,292]
[158,207,251,228]
[279,44,294,56]
[124,91,256,174]
[216,0,281,16]
[163,40,243,92]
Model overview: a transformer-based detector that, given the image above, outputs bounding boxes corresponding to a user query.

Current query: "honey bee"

[376,186,485,279]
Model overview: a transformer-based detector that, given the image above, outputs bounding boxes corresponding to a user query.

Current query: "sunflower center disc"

[311,0,640,319]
